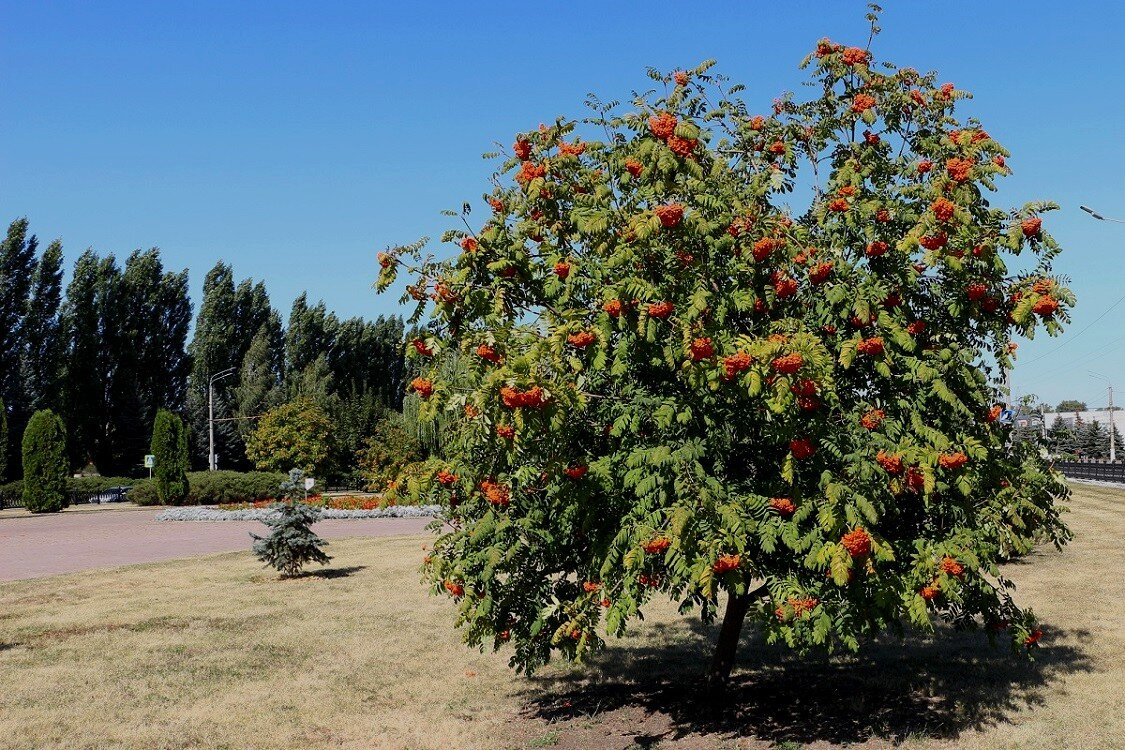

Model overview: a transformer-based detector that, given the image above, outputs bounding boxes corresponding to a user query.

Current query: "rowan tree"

[378,20,1072,682]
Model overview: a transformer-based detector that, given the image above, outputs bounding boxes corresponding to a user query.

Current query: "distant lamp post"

[1090,371,1116,463]
[1080,205,1125,224]
[208,367,236,471]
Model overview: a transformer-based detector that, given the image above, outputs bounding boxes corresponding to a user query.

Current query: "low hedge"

[132,471,293,506]
[5,471,316,508]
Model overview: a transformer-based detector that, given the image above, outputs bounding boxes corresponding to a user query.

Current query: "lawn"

[0,484,1122,750]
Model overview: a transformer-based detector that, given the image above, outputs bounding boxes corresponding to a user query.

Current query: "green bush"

[151,410,190,505]
[356,414,425,491]
[22,410,69,513]
[128,471,292,507]
[0,480,23,508]
[245,399,336,478]
[128,479,160,506]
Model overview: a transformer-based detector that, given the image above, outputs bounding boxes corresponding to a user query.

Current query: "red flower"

[582,581,601,594]
[946,157,974,182]
[857,337,884,356]
[851,93,876,113]
[752,237,780,261]
[411,338,434,357]
[963,282,989,302]
[815,39,837,57]
[648,112,678,140]
[861,409,885,430]
[643,536,672,554]
[993,155,1006,167]
[464,404,480,418]
[410,378,434,398]
[564,465,588,479]
[554,261,571,279]
[516,160,546,184]
[771,352,804,375]
[920,584,940,601]
[931,198,956,222]
[841,46,869,65]
[568,331,596,349]
[722,352,753,380]
[712,554,741,573]
[513,138,532,160]
[772,273,798,298]
[768,140,786,154]
[444,581,465,597]
[480,480,511,507]
[905,465,925,491]
[938,451,968,470]
[770,497,796,516]
[1022,217,1042,238]
[689,337,714,361]
[500,385,548,409]
[917,159,934,174]
[940,556,965,577]
[790,438,816,459]
[488,198,504,213]
[496,424,515,439]
[827,197,849,212]
[476,344,501,363]
[648,301,675,318]
[910,89,926,106]
[378,252,394,269]
[460,236,479,252]
[863,130,880,145]
[919,233,948,250]
[654,203,685,227]
[1032,296,1060,316]
[790,378,818,397]
[559,140,586,156]
[906,320,926,336]
[437,470,459,486]
[840,528,872,558]
[788,596,819,617]
[673,70,689,86]
[877,451,904,475]
[728,216,752,237]
[749,115,766,130]
[876,209,891,223]
[1025,628,1044,646]
[625,159,644,177]
[808,261,833,285]
[865,240,889,257]
[667,135,697,156]
[603,299,623,317]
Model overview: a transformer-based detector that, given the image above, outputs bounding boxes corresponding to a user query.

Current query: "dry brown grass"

[1,483,1123,749]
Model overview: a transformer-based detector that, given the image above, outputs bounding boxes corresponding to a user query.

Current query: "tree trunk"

[707,586,765,687]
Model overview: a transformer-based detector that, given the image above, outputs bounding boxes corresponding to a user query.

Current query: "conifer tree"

[151,409,190,504]
[22,409,68,513]
[250,469,331,578]
[0,398,7,483]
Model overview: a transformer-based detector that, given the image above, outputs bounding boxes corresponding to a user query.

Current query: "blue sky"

[2,1,1123,408]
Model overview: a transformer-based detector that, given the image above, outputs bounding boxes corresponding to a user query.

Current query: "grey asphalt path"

[0,505,432,582]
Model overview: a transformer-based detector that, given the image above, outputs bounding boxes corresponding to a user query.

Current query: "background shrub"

[21,410,69,513]
[151,409,190,505]
[245,399,335,478]
[0,480,23,508]
[356,414,424,490]
[127,479,159,506]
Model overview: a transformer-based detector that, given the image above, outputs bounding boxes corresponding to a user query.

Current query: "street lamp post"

[1090,371,1116,463]
[208,368,236,472]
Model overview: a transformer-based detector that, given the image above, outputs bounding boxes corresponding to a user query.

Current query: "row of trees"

[0,218,407,482]
[1045,417,1122,459]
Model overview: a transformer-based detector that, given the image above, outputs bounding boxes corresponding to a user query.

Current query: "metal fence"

[1,486,133,511]
[1054,461,1125,484]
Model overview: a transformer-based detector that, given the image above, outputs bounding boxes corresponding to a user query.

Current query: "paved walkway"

[0,505,432,582]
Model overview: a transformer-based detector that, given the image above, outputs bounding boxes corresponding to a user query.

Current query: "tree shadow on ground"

[302,565,367,579]
[523,618,1094,746]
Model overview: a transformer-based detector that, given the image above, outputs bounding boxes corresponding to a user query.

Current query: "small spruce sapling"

[250,469,331,578]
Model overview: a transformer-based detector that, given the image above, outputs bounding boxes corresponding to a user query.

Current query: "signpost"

[144,454,155,479]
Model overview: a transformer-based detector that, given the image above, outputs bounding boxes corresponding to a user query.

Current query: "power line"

[1019,289,1125,366]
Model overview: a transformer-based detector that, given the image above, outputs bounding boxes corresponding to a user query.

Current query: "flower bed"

[155,504,442,522]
